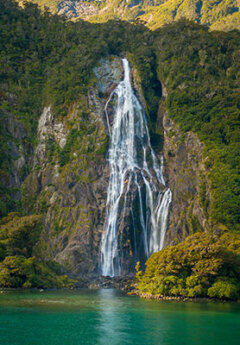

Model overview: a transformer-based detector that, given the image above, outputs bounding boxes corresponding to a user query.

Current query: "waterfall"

[99,58,172,277]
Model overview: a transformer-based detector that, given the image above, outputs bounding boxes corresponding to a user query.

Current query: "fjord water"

[100,58,171,276]
[0,289,240,345]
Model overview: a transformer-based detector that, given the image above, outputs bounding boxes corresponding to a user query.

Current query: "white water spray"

[100,58,172,277]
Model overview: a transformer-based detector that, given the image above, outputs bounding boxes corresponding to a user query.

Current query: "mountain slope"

[17,0,240,31]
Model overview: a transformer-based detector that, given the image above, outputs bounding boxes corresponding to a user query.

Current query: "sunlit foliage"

[136,232,240,299]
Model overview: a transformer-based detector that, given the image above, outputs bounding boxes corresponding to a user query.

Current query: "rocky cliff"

[162,112,210,246]
[0,55,212,281]
[155,84,210,247]
[0,106,31,217]
[19,56,123,280]
[30,56,214,279]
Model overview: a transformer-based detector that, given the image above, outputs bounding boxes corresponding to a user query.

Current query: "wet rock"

[93,56,123,95]
[88,275,137,291]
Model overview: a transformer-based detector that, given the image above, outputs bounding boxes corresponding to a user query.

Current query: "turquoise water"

[0,289,239,345]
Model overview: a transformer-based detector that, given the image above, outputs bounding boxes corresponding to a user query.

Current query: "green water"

[0,289,239,345]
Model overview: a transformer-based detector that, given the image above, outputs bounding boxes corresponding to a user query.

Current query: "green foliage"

[0,213,76,288]
[0,213,42,258]
[137,232,240,300]
[207,278,239,300]
[154,22,240,231]
[0,255,76,288]
[19,0,62,12]
[142,0,240,32]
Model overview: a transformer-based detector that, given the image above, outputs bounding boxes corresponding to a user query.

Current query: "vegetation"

[18,0,62,12]
[0,213,76,287]
[136,232,240,300]
[140,0,240,32]
[18,0,240,32]
[154,22,240,231]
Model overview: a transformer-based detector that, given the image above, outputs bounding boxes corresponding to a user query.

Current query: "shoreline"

[128,291,240,303]
[1,287,239,303]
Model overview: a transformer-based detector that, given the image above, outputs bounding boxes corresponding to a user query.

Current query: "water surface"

[0,289,239,345]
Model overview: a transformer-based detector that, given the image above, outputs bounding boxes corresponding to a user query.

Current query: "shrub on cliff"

[0,213,42,259]
[136,232,240,300]
[0,213,76,288]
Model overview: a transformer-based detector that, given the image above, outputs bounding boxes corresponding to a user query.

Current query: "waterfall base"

[88,275,137,291]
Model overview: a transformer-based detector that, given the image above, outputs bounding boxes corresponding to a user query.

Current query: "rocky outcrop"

[0,108,30,215]
[34,106,68,167]
[159,88,211,246]
[57,0,100,19]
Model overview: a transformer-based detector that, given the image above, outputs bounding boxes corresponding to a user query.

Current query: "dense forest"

[0,0,239,296]
[136,232,240,299]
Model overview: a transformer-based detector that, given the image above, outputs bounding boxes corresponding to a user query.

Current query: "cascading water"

[100,58,172,277]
